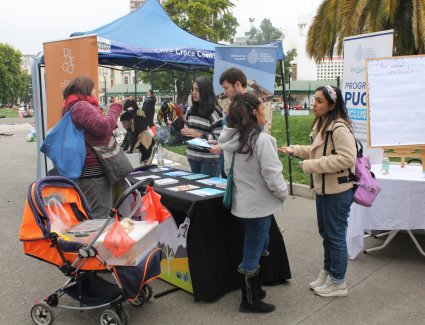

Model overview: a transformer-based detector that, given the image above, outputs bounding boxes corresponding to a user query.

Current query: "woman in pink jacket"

[62,77,128,218]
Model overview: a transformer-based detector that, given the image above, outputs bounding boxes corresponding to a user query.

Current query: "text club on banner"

[43,35,99,130]
[212,46,279,135]
[343,30,393,162]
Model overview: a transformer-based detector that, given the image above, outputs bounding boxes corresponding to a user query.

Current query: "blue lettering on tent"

[347,108,367,120]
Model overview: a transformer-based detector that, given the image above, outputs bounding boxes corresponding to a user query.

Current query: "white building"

[316,55,344,81]
[293,12,317,81]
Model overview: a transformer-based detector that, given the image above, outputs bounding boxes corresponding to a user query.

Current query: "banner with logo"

[343,30,393,161]
[43,35,98,129]
[213,46,279,134]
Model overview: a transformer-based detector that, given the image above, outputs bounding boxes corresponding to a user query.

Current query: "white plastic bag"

[47,198,72,233]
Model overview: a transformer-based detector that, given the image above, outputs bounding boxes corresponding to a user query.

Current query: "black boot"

[239,267,275,313]
[258,254,268,300]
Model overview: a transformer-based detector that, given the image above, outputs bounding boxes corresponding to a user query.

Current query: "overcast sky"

[0,0,321,55]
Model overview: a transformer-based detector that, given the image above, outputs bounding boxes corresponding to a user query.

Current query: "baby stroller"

[19,176,162,325]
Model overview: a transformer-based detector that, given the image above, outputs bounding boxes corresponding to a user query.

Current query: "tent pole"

[134,69,138,102]
[279,60,293,195]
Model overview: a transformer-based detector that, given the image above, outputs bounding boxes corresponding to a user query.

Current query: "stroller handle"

[112,178,155,216]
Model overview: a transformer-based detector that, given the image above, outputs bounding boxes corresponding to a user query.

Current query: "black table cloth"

[129,168,291,301]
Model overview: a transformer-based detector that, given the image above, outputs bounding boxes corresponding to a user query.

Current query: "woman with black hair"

[279,84,357,297]
[219,93,288,313]
[182,76,223,177]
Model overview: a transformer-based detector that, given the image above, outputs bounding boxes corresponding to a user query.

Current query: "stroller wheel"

[144,284,153,301]
[100,309,122,325]
[128,284,153,307]
[31,303,54,325]
[116,307,129,325]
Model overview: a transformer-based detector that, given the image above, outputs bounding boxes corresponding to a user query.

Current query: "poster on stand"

[213,46,279,135]
[343,30,393,163]
[43,35,98,130]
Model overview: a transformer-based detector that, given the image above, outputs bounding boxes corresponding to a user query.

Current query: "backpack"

[330,123,381,207]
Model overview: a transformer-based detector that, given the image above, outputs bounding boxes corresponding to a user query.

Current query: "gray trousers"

[77,175,112,219]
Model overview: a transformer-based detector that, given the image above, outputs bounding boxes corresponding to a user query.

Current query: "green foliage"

[246,18,282,45]
[165,111,315,185]
[0,44,27,104]
[0,108,19,118]
[307,0,425,61]
[164,0,238,43]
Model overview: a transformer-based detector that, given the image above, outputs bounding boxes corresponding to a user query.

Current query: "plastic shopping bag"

[142,185,171,223]
[103,212,136,258]
[47,198,72,234]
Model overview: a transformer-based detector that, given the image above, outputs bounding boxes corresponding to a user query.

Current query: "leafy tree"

[141,0,238,104]
[0,43,27,104]
[306,0,425,62]
[164,0,238,43]
[243,19,293,86]
[21,74,33,105]
[248,19,283,45]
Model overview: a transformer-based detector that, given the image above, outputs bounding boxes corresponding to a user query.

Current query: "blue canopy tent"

[70,0,284,71]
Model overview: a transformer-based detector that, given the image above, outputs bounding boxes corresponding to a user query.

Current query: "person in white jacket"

[219,93,288,313]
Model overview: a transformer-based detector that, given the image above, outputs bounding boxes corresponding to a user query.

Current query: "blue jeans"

[239,215,272,272]
[188,159,221,177]
[316,189,353,283]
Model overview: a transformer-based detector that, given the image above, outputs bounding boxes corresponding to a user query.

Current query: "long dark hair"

[191,76,220,118]
[63,76,94,100]
[227,92,262,160]
[313,84,352,137]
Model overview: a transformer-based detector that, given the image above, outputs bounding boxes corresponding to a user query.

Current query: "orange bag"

[103,212,136,258]
[142,185,171,223]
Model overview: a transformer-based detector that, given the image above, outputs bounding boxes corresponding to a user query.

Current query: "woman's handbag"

[88,136,134,184]
[223,152,236,209]
[40,106,85,181]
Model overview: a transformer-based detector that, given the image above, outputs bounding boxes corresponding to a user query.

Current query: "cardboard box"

[94,221,159,266]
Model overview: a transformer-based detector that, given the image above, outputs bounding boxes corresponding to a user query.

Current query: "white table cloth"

[347,164,425,258]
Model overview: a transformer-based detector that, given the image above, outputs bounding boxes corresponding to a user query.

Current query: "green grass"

[0,108,19,118]
[164,111,315,185]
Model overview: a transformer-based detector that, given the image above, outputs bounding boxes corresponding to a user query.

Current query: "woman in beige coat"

[279,84,356,297]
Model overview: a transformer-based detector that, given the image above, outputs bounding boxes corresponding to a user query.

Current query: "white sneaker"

[309,269,329,290]
[314,276,348,297]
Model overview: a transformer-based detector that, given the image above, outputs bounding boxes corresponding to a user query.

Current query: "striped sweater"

[185,106,223,162]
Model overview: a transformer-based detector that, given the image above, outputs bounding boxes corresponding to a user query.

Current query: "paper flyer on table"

[196,177,227,186]
[155,178,179,186]
[164,171,193,177]
[149,167,172,172]
[134,175,160,181]
[187,188,225,196]
[167,184,200,192]
[182,173,209,180]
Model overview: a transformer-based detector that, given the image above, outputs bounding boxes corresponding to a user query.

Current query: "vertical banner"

[343,30,393,162]
[213,46,278,135]
[43,35,99,130]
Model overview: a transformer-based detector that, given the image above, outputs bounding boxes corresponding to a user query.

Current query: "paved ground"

[1,118,425,325]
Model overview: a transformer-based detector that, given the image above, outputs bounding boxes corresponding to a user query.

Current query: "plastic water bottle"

[381,152,390,175]
[157,144,165,167]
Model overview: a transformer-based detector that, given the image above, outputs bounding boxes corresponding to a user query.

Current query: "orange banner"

[43,35,98,129]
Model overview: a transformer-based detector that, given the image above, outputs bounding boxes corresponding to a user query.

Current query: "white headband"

[323,84,337,103]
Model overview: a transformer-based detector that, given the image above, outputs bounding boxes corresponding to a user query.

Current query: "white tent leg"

[406,230,425,257]
[364,230,399,254]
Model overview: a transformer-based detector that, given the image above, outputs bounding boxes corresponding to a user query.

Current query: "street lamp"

[249,18,255,43]
[103,71,107,107]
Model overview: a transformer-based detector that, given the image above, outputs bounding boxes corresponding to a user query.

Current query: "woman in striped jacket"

[181,76,223,177]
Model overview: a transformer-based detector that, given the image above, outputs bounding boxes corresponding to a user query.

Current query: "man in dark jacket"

[142,89,156,127]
